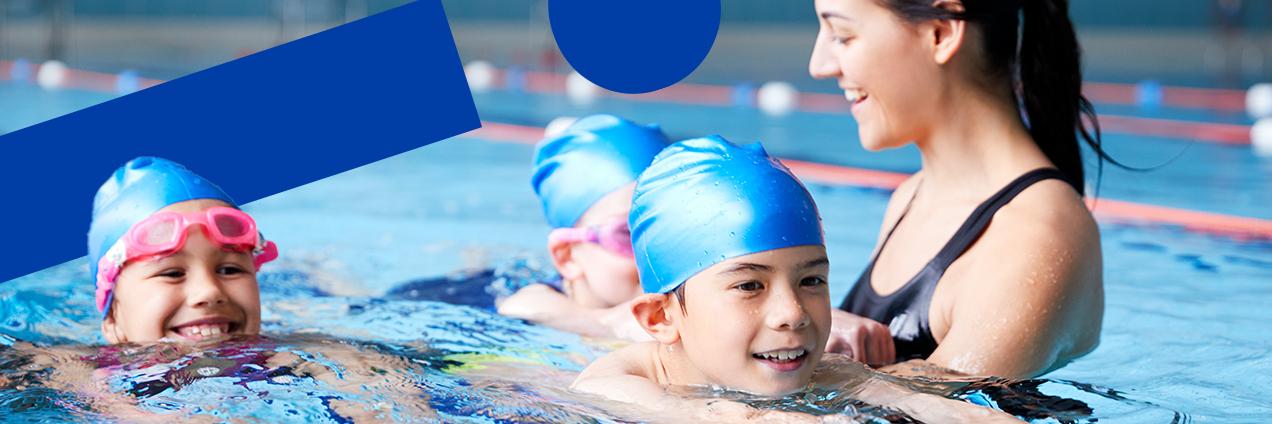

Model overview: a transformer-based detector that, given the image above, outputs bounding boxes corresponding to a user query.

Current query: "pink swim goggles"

[548,219,634,257]
[95,206,278,313]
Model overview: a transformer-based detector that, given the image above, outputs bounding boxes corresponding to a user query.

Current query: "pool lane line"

[0,60,164,93]
[3,60,1267,238]
[0,60,1253,145]
[466,121,1272,240]
[1083,82,1247,114]
[1095,115,1251,146]
[513,70,1255,146]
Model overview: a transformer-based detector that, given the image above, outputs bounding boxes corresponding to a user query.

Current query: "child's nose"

[766,289,811,331]
[185,269,229,308]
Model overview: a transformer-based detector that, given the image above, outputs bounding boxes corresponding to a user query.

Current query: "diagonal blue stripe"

[0,0,481,283]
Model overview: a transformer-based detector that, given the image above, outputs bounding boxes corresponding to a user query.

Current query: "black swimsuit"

[839,168,1077,360]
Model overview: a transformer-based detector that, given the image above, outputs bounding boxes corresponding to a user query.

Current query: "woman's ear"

[548,237,584,281]
[927,0,968,65]
[630,293,681,345]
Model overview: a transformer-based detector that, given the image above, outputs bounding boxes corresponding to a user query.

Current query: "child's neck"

[651,342,710,388]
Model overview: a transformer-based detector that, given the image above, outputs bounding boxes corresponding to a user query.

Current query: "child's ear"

[631,293,680,344]
[548,237,584,280]
[101,312,123,344]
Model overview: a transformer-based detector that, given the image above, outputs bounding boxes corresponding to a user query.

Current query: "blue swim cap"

[87,157,237,294]
[630,136,824,294]
[531,114,670,228]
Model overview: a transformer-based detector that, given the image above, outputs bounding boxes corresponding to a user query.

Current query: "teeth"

[175,323,231,339]
[845,89,867,104]
[757,349,806,361]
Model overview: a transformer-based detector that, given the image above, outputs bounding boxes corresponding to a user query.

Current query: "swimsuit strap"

[929,168,1075,274]
[838,167,1076,360]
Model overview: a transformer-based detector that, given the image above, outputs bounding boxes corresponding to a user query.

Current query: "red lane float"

[467,122,1272,239]
[506,69,1255,146]
[0,59,163,92]
[5,59,1265,239]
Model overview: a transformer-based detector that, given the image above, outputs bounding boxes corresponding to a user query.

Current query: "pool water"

[2,79,1271,422]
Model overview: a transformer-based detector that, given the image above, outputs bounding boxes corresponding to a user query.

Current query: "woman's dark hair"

[879,0,1118,196]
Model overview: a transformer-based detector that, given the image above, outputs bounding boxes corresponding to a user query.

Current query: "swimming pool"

[2,73,1271,422]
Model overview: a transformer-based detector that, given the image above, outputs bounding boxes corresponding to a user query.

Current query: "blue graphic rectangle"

[0,1,480,283]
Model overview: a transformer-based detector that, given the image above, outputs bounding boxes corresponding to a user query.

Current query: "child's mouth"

[169,320,240,341]
[752,348,809,372]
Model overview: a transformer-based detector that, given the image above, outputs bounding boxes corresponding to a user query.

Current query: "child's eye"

[153,269,185,279]
[734,281,764,292]
[801,276,829,287]
[218,265,248,276]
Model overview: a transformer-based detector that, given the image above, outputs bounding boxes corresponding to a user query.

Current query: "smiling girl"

[88,156,278,344]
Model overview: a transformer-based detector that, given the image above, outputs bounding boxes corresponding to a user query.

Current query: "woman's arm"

[819,354,1018,422]
[925,189,1103,378]
[852,377,1020,422]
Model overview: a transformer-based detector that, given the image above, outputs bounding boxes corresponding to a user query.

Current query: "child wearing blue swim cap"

[51,158,454,415]
[497,114,668,340]
[88,157,279,344]
[570,136,1014,422]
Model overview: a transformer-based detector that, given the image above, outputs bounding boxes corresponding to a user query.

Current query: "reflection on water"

[1,260,1189,423]
[1,131,1264,421]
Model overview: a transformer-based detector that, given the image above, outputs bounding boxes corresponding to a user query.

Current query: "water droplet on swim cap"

[531,114,670,228]
[88,157,237,288]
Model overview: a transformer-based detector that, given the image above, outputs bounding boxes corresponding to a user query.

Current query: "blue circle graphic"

[549,0,720,94]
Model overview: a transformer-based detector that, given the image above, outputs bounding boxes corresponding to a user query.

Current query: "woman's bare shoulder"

[994,178,1098,245]
[954,177,1102,311]
[935,178,1103,373]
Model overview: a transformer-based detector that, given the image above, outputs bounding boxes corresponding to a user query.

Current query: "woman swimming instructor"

[809,0,1105,378]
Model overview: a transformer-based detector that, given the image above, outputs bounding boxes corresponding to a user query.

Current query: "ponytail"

[1019,0,1097,196]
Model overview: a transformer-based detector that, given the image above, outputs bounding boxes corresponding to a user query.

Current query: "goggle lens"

[138,217,180,246]
[213,212,251,238]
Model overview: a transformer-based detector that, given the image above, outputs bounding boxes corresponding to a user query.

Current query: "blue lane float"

[10,58,32,83]
[1135,80,1163,110]
[504,66,527,93]
[731,82,756,108]
[115,70,141,94]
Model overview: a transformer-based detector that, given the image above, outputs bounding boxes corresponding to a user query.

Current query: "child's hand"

[825,310,895,367]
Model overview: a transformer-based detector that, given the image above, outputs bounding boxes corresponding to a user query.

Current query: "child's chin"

[739,379,810,397]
